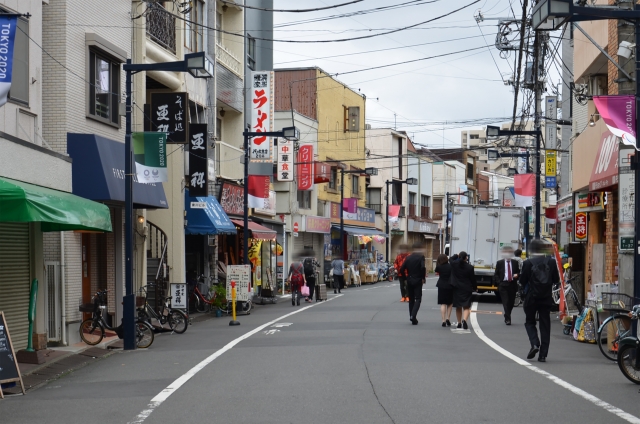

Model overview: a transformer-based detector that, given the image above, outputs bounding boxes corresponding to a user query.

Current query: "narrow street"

[2,278,640,424]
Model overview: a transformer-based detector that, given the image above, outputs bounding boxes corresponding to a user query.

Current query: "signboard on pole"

[276,138,294,181]
[133,132,168,183]
[545,96,557,149]
[226,265,251,301]
[619,147,635,251]
[575,212,587,241]
[249,71,274,175]
[170,283,187,309]
[0,15,18,108]
[297,145,314,191]
[189,124,209,197]
[151,92,189,144]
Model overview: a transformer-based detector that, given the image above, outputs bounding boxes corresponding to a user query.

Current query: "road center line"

[128,295,343,424]
[470,302,640,424]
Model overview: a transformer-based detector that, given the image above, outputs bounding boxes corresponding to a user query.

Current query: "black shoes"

[538,357,546,363]
[505,317,511,325]
[457,322,462,329]
[411,316,418,325]
[446,319,451,327]
[442,322,447,327]
[527,346,540,359]
[462,320,468,330]
[334,290,337,294]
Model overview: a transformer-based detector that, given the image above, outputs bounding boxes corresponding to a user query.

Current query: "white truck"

[449,204,523,296]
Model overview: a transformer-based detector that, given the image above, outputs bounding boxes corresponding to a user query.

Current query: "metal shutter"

[0,223,31,350]
[293,231,313,254]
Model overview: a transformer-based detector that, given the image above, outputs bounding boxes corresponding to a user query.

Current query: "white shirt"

[504,260,512,282]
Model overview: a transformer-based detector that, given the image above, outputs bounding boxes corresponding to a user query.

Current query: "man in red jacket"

[394,244,410,302]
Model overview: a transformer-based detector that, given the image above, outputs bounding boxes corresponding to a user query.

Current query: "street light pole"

[385,180,391,261]
[445,192,450,245]
[340,168,345,260]
[533,31,543,239]
[243,127,250,265]
[123,60,135,350]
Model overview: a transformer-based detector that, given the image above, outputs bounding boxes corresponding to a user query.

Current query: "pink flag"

[247,175,270,208]
[388,205,401,222]
[342,198,357,214]
[593,95,636,147]
[514,174,535,208]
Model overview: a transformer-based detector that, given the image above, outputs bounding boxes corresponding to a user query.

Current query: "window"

[216,11,223,44]
[433,198,443,218]
[216,118,222,141]
[184,0,204,52]
[8,16,29,104]
[392,182,403,205]
[89,50,120,125]
[421,195,430,219]
[352,175,359,195]
[329,167,338,189]
[247,35,256,70]
[366,188,382,213]
[409,192,417,216]
[297,190,311,209]
[466,163,474,180]
[470,134,479,139]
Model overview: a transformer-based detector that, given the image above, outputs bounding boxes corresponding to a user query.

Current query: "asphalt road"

[3,277,640,424]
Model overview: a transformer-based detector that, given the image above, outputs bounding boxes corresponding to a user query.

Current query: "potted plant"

[212,285,227,317]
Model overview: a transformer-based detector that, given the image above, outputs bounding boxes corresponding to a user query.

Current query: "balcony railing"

[146,5,176,54]
[408,204,417,217]
[216,42,242,77]
[366,203,382,214]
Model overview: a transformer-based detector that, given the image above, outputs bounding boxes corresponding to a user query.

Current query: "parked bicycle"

[617,304,640,384]
[137,287,189,334]
[189,276,229,314]
[513,282,524,307]
[597,293,637,362]
[79,290,154,348]
[552,276,583,314]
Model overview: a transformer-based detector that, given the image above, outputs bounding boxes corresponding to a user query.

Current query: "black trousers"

[399,276,407,298]
[307,277,316,298]
[499,282,517,319]
[333,275,344,292]
[406,280,423,319]
[524,300,551,358]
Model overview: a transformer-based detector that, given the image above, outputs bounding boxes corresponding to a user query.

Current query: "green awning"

[0,177,112,232]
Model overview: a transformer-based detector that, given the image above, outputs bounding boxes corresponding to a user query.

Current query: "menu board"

[0,311,25,398]
[226,265,251,301]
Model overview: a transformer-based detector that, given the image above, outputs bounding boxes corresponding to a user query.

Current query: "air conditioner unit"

[587,75,606,96]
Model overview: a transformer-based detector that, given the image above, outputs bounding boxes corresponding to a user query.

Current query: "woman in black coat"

[451,251,477,329]
[434,254,453,327]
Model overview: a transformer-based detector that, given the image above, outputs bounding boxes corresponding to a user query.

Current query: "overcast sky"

[269,0,544,149]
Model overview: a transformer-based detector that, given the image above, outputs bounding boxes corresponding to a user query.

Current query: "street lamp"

[242,126,300,266]
[444,191,470,245]
[339,167,378,259]
[121,52,213,350]
[385,178,417,261]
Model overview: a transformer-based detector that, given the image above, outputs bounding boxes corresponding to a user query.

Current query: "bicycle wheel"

[169,310,188,334]
[551,282,561,304]
[135,321,154,349]
[194,295,206,313]
[598,315,632,361]
[514,292,522,307]
[79,319,104,346]
[241,300,252,314]
[618,344,640,384]
[218,301,230,315]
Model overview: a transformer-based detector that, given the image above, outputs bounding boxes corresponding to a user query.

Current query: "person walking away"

[394,244,410,302]
[399,242,427,325]
[513,249,524,270]
[494,246,520,325]
[451,251,476,329]
[331,258,345,294]
[434,254,453,327]
[519,239,558,362]
[287,258,307,306]
[303,257,316,302]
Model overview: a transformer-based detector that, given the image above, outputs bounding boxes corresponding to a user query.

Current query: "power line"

[222,0,366,13]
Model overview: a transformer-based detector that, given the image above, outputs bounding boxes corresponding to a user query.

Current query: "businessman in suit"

[494,246,520,325]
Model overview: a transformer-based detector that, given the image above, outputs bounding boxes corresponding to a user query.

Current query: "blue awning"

[185,191,237,235]
[67,134,168,209]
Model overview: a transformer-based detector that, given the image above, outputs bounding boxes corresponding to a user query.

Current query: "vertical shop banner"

[619,148,635,250]
[0,15,18,107]
[514,174,535,207]
[133,132,167,183]
[545,151,556,188]
[188,124,208,197]
[248,241,262,288]
[249,71,274,175]
[151,92,189,143]
[589,131,619,191]
[575,212,587,241]
[297,144,314,191]
[342,198,357,214]
[276,138,294,181]
[247,175,270,208]
[314,162,331,183]
[593,95,636,147]
[545,96,557,149]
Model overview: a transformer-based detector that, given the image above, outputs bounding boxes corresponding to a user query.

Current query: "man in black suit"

[494,246,520,325]
[399,241,427,325]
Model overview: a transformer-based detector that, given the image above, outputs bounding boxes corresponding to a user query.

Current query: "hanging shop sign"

[576,192,604,212]
[545,151,556,188]
[314,162,331,184]
[408,219,439,234]
[305,216,331,234]
[297,144,314,191]
[249,71,274,174]
[133,132,168,183]
[545,96,557,149]
[589,131,619,191]
[151,92,188,144]
[619,147,635,251]
[566,220,573,234]
[557,198,573,221]
[0,15,18,108]
[219,182,244,216]
[330,202,376,227]
[188,124,208,197]
[276,138,294,181]
[226,265,251,301]
[254,190,276,216]
[593,95,636,148]
[575,212,587,241]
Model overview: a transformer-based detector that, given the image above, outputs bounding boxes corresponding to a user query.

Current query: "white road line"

[128,295,343,424]
[470,302,640,424]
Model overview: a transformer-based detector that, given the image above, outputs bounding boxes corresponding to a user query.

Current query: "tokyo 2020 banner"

[0,15,18,107]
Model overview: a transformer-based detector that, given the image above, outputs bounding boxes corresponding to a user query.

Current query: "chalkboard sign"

[0,312,25,398]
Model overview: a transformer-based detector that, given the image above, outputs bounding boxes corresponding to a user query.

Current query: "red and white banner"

[247,175,270,209]
[297,144,314,191]
[276,138,294,181]
[249,71,274,163]
[388,205,401,222]
[514,174,535,208]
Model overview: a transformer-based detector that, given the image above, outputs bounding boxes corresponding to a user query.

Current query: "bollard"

[229,280,240,326]
[25,278,38,352]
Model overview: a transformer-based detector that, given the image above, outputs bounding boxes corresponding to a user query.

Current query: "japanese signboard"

[576,192,604,212]
[226,265,251,301]
[545,96,557,149]
[249,71,274,174]
[219,182,244,216]
[277,138,294,181]
[619,147,635,251]
[545,151,556,177]
[188,124,208,197]
[315,162,331,184]
[305,216,331,234]
[151,92,188,144]
[170,283,187,309]
[133,132,167,183]
[575,212,587,241]
[330,202,376,225]
[297,144,314,191]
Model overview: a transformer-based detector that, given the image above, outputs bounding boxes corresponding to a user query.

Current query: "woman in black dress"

[434,254,453,327]
[451,251,477,329]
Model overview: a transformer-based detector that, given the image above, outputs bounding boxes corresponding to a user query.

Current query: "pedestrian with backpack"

[287,257,307,306]
[519,239,559,362]
[303,257,317,302]
[399,241,427,325]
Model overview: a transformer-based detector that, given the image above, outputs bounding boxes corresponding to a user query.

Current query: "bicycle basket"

[136,296,146,307]
[601,293,637,312]
[79,303,96,313]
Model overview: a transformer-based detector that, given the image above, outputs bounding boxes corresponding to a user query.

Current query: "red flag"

[247,175,270,208]
[514,174,535,207]
[388,205,401,222]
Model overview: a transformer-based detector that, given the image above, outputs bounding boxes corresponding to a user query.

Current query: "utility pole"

[533,31,544,239]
